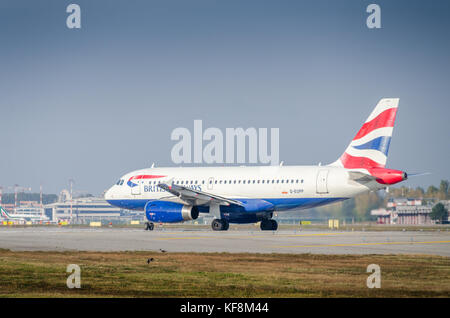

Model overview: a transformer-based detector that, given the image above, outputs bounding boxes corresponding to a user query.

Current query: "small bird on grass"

[159,249,167,253]
[147,258,154,264]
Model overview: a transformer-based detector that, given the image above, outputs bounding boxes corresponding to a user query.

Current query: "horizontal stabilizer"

[348,171,376,183]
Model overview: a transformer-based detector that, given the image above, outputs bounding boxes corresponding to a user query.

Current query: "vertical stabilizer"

[331,98,400,169]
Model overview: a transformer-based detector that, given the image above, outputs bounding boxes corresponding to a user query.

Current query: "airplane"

[0,206,49,222]
[105,98,408,231]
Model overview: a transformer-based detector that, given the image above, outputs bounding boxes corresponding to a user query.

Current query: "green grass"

[0,250,449,297]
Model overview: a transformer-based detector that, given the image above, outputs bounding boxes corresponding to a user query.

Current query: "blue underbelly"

[106,197,348,212]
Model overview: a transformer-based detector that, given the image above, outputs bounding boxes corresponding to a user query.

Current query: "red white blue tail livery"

[333,98,399,169]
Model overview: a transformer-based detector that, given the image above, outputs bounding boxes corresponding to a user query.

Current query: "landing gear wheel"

[211,219,222,231]
[211,219,229,231]
[145,222,154,231]
[270,219,278,231]
[260,219,277,231]
[222,219,229,231]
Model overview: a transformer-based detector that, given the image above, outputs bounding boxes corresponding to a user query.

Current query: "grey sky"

[0,0,449,194]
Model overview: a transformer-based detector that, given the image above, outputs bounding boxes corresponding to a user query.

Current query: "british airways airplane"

[105,98,407,231]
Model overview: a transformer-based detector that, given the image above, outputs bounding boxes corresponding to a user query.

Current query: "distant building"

[18,201,41,207]
[370,208,391,224]
[372,199,450,225]
[1,203,15,212]
[387,198,422,208]
[44,196,122,223]
[396,205,434,225]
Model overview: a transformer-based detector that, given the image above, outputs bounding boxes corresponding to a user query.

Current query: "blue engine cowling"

[145,201,199,223]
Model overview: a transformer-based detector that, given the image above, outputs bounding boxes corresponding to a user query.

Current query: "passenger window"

[215,180,217,184]
[301,179,304,183]
[243,180,246,184]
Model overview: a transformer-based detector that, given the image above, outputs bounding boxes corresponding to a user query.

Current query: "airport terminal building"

[44,197,123,223]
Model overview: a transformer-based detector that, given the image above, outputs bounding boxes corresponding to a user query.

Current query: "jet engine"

[145,201,199,223]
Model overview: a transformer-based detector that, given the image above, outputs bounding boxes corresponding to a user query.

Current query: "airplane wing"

[157,182,244,207]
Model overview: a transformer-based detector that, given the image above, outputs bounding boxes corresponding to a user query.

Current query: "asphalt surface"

[1,227,449,255]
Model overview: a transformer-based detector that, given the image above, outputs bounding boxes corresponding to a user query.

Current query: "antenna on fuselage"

[151,162,155,168]
[279,161,284,167]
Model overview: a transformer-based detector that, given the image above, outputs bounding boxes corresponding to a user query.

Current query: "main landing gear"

[211,219,229,231]
[145,222,154,231]
[260,219,278,231]
[211,219,278,231]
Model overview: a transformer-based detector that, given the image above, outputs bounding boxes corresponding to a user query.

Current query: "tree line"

[312,180,449,221]
[1,193,58,205]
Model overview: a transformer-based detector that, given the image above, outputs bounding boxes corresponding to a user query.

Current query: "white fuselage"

[105,165,381,213]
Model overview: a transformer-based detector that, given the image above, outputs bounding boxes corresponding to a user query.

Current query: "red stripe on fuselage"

[353,107,397,141]
[128,175,166,181]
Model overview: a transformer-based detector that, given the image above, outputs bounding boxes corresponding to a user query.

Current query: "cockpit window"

[116,180,121,185]
[120,179,124,185]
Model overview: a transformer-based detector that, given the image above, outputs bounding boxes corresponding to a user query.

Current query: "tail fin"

[0,206,11,219]
[331,98,399,169]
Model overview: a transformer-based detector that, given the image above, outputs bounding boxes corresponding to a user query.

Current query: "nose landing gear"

[260,219,278,231]
[211,219,229,231]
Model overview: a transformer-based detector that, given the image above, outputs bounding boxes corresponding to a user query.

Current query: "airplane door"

[131,182,141,195]
[316,170,329,194]
[207,177,214,190]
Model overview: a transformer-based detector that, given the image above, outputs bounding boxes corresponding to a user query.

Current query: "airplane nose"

[104,187,113,201]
